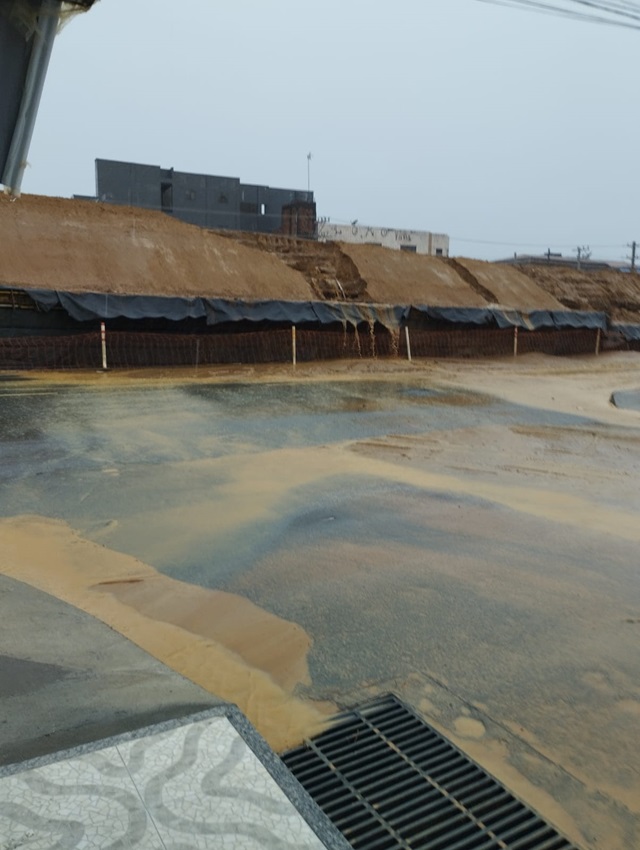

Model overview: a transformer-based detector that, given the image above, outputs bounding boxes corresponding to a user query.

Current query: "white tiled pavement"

[0,714,335,850]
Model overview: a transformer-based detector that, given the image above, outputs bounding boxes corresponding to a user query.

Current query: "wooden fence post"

[405,326,412,362]
[100,321,108,370]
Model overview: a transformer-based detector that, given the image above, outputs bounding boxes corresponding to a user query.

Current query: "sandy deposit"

[0,193,312,300]
[0,515,330,751]
[425,351,640,426]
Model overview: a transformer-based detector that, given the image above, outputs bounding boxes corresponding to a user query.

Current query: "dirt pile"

[338,243,486,306]
[0,193,312,300]
[2,194,639,320]
[519,265,640,321]
[456,259,565,311]
[225,232,369,301]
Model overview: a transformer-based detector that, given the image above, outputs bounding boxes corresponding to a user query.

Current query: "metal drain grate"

[282,694,579,850]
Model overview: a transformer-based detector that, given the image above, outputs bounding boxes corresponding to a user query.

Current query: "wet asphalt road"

[1,374,639,848]
[0,377,593,577]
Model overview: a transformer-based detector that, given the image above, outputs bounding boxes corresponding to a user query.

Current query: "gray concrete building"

[95,158,315,236]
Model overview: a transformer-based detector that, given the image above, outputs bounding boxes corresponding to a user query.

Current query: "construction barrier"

[0,325,607,371]
[402,327,514,358]
[517,328,600,356]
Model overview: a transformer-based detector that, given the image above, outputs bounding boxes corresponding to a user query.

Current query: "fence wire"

[0,326,603,370]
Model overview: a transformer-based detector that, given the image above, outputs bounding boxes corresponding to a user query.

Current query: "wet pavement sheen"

[1,376,639,849]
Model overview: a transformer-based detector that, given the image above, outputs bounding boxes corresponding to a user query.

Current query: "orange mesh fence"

[105,330,292,367]
[404,327,514,358]
[517,328,599,356]
[296,327,399,361]
[0,326,603,370]
[0,333,102,370]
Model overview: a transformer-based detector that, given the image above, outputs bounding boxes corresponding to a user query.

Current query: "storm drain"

[282,694,578,850]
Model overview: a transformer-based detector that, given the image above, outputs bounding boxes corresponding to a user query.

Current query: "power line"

[480,0,640,23]
[476,0,640,30]
[450,235,626,248]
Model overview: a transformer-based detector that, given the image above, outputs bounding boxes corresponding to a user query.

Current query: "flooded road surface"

[1,369,639,849]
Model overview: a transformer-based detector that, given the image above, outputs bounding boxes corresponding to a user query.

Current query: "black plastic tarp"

[611,324,640,341]
[9,287,608,332]
[526,310,607,330]
[20,289,408,328]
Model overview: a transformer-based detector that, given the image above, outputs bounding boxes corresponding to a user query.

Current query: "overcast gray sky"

[22,0,639,261]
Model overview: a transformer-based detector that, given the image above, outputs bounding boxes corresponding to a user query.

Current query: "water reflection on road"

[1,375,639,848]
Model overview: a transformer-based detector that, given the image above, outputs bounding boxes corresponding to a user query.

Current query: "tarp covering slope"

[610,324,640,341]
[16,287,608,332]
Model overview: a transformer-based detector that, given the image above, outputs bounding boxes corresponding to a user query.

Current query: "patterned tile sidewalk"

[0,707,348,850]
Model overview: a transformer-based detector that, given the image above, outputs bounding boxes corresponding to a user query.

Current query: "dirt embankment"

[0,193,313,301]
[338,243,487,307]
[455,259,565,311]
[519,265,640,321]
[2,193,639,320]
[223,232,368,301]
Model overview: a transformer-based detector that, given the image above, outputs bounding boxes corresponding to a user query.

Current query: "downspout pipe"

[2,0,61,196]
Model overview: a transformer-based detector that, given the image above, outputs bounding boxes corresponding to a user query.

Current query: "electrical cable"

[476,0,640,29]
[450,236,626,248]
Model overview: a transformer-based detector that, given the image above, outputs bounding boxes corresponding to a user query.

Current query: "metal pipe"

[2,0,61,196]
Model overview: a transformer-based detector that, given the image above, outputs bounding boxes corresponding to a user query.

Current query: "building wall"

[95,159,162,210]
[0,11,33,177]
[95,159,313,235]
[430,233,450,257]
[317,221,449,256]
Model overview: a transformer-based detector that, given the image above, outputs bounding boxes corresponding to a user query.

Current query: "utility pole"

[574,245,591,271]
[628,241,637,272]
[307,152,312,193]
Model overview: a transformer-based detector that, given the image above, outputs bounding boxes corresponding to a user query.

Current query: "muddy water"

[1,374,639,849]
[0,380,595,577]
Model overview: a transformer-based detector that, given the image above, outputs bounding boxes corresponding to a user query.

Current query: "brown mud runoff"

[0,515,331,752]
[2,355,640,850]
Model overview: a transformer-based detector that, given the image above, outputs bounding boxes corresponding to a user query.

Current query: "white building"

[317,220,449,256]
